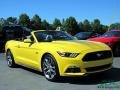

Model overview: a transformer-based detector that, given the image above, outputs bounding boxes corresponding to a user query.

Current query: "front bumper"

[56,49,113,76]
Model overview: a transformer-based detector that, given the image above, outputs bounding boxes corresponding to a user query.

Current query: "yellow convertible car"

[5,30,113,81]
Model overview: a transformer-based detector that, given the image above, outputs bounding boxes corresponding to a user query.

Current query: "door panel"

[16,42,40,69]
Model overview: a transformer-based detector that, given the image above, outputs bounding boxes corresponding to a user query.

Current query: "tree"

[109,23,120,30]
[31,14,41,30]
[78,22,84,32]
[18,13,30,27]
[6,17,17,24]
[91,19,102,33]
[41,20,50,30]
[0,18,4,29]
[49,24,55,30]
[63,16,78,35]
[0,18,9,26]
[53,18,61,29]
[60,19,66,31]
[83,19,91,31]
[0,23,2,31]
[101,25,108,34]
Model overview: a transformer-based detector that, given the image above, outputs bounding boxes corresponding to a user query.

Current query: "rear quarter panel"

[5,40,20,60]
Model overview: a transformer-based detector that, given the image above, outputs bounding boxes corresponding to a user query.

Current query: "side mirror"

[24,39,33,43]
[44,35,53,42]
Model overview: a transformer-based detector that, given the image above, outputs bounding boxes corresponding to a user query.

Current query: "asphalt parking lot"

[0,53,120,90]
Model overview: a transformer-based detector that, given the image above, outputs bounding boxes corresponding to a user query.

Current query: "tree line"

[0,13,120,35]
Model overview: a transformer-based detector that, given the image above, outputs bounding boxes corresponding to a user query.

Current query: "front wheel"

[42,54,59,81]
[6,50,16,67]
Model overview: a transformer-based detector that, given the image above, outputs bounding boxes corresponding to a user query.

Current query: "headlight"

[57,51,79,58]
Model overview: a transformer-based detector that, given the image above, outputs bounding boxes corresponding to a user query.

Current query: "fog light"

[65,66,81,73]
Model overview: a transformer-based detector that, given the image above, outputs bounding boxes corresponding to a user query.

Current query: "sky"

[0,0,120,25]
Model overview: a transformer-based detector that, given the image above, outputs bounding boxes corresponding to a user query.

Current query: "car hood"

[39,40,109,52]
[88,36,120,42]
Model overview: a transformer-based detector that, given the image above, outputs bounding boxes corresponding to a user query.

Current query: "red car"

[88,30,120,56]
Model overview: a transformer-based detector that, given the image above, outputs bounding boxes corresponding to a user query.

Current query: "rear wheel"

[42,54,59,81]
[6,50,16,67]
[113,43,120,57]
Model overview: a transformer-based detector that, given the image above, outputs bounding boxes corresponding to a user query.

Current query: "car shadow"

[16,65,44,76]
[0,51,5,53]
[57,67,120,85]
[17,65,120,85]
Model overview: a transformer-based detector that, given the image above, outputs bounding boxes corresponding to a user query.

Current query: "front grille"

[86,64,112,72]
[82,50,112,61]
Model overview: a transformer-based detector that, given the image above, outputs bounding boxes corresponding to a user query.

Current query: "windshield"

[102,31,120,37]
[34,31,75,42]
[75,32,92,39]
[75,32,92,37]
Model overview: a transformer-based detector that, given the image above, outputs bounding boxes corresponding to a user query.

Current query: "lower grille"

[86,64,112,72]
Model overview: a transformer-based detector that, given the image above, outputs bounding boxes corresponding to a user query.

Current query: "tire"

[42,54,59,81]
[113,43,120,57]
[6,50,16,67]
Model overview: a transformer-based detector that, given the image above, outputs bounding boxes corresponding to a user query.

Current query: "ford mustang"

[5,30,113,81]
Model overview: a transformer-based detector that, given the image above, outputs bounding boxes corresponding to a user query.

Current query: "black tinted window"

[102,31,120,37]
[2,26,31,41]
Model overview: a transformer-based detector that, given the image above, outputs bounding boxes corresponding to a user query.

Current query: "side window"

[5,27,15,40]
[13,26,23,40]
